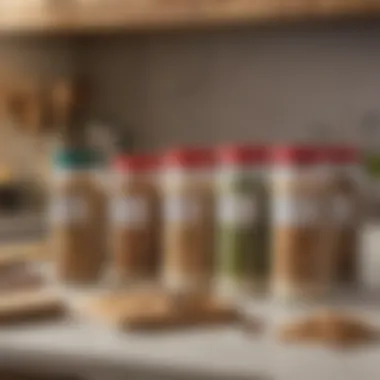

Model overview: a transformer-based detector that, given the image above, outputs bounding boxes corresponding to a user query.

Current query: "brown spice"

[52,173,107,284]
[162,148,215,293]
[323,146,362,286]
[332,179,361,285]
[271,146,330,299]
[278,309,378,347]
[111,157,159,282]
[163,187,215,290]
[81,290,238,330]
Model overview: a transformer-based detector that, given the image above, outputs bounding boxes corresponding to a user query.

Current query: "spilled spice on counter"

[81,290,239,331]
[278,309,378,348]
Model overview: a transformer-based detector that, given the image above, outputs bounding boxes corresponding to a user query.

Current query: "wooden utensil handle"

[50,79,88,144]
[51,80,79,126]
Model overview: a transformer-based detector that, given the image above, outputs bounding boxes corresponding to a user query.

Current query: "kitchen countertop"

[0,224,379,380]
[0,292,379,380]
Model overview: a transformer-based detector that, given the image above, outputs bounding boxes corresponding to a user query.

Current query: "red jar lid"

[217,144,268,165]
[271,145,320,165]
[324,145,360,164]
[114,154,160,172]
[163,147,215,169]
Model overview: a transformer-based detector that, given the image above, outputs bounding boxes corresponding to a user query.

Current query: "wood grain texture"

[0,240,48,263]
[81,290,238,330]
[0,0,380,34]
[0,289,65,326]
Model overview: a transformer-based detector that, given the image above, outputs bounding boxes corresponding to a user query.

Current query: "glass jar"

[161,148,215,294]
[271,145,329,301]
[50,148,107,284]
[110,154,159,284]
[216,145,269,297]
[360,113,380,220]
[325,146,362,287]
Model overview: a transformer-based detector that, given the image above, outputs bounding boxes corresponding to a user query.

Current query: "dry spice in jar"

[110,155,160,283]
[325,146,362,286]
[271,145,329,300]
[162,148,215,294]
[216,145,269,296]
[50,148,107,284]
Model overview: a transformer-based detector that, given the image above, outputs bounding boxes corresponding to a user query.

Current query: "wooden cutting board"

[81,290,239,331]
[0,289,65,326]
[0,240,48,264]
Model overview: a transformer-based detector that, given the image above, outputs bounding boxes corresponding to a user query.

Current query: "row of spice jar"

[49,144,362,300]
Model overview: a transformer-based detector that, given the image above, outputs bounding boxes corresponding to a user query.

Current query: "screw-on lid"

[163,147,215,169]
[53,148,103,169]
[271,145,320,165]
[113,154,159,172]
[217,144,268,165]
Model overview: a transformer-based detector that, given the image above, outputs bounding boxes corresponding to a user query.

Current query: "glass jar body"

[162,168,215,294]
[51,170,107,284]
[110,171,159,283]
[216,165,269,296]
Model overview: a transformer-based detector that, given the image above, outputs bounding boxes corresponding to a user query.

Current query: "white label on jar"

[164,197,200,223]
[333,195,352,225]
[273,196,319,226]
[50,197,87,224]
[218,194,257,226]
[111,197,148,227]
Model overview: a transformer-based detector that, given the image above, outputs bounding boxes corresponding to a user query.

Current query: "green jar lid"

[53,148,103,169]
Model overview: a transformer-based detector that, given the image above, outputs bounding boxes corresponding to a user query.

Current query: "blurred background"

[1,1,380,232]
[0,1,380,380]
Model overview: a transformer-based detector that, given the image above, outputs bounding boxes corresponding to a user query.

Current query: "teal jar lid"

[53,148,103,170]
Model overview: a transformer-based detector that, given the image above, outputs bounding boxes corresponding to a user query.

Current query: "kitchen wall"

[1,21,380,157]
[0,35,77,82]
[79,21,380,151]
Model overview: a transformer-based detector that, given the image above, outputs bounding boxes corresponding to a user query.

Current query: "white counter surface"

[0,293,379,380]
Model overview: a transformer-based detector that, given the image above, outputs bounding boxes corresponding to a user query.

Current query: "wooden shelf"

[0,0,379,34]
